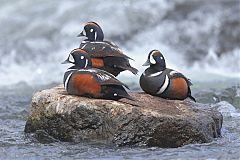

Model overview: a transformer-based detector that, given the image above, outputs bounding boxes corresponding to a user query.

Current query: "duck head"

[77,21,104,41]
[62,49,92,69]
[143,50,166,71]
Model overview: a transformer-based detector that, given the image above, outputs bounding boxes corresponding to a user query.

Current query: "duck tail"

[119,65,138,75]
[189,95,196,102]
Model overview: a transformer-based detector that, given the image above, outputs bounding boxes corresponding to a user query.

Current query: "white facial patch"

[160,57,163,59]
[149,52,156,64]
[90,28,94,32]
[82,29,86,36]
[80,56,84,59]
[114,93,118,96]
[68,54,75,63]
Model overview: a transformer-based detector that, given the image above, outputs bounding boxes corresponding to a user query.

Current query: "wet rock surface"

[25,85,223,148]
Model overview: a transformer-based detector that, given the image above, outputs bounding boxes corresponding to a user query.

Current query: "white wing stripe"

[96,73,110,81]
[90,41,105,44]
[149,52,156,64]
[78,69,97,73]
[156,75,169,94]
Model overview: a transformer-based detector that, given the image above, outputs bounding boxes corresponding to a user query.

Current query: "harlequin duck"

[76,21,138,76]
[140,50,196,102]
[63,48,134,76]
[62,49,133,100]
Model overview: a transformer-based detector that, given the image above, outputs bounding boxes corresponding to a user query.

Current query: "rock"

[24,85,223,148]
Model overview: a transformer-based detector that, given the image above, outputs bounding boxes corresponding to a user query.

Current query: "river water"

[0,0,239,159]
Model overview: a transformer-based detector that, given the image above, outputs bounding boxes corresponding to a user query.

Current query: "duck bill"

[142,59,151,66]
[61,59,70,64]
[77,30,85,37]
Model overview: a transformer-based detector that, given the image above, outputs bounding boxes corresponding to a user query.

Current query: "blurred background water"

[0,0,239,159]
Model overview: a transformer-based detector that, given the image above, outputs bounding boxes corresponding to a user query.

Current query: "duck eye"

[80,56,84,59]
[90,28,94,32]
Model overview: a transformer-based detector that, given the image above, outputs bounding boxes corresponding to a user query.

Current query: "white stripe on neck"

[64,72,73,91]
[156,75,169,94]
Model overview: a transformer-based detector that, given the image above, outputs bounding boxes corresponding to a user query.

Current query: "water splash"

[0,0,239,86]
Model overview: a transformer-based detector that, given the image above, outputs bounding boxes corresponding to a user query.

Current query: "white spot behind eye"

[160,57,163,59]
[68,54,74,63]
[90,29,94,32]
[94,32,97,40]
[80,56,84,59]
[84,59,88,68]
[114,93,117,96]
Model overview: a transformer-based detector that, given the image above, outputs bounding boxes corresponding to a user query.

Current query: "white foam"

[213,101,240,118]
[0,0,239,86]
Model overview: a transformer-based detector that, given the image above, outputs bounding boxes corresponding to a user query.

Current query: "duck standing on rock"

[62,49,133,100]
[140,50,196,102]
[76,21,138,76]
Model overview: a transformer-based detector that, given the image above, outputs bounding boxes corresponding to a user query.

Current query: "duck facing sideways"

[63,49,133,101]
[140,50,196,102]
[77,21,138,76]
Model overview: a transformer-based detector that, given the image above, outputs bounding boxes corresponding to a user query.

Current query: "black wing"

[80,41,133,60]
[166,69,192,86]
[92,68,130,89]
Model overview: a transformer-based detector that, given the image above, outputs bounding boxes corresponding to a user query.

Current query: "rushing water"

[0,84,240,159]
[0,0,240,159]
